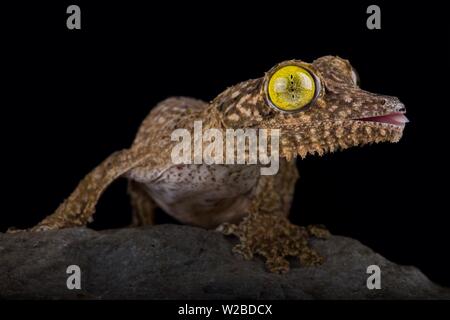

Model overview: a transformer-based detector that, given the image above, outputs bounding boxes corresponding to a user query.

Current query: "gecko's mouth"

[355,112,409,126]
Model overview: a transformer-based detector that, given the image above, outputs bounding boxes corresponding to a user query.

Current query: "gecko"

[9,56,408,273]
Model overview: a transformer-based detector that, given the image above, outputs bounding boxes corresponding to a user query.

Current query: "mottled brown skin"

[8,56,406,273]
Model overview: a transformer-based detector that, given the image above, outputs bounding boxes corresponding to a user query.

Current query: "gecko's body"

[12,56,407,273]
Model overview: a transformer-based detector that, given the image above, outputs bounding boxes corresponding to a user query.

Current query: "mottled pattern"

[9,56,407,274]
[216,57,405,159]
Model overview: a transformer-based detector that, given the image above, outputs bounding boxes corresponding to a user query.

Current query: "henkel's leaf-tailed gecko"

[9,56,408,273]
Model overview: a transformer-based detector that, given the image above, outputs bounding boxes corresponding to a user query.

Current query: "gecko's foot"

[217,213,328,273]
[5,218,78,233]
[5,227,22,234]
[7,224,58,233]
[307,224,331,239]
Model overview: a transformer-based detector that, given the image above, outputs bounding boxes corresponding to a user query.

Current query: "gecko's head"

[216,56,408,159]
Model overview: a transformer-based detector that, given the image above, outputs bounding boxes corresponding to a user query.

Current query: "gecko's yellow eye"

[267,65,317,112]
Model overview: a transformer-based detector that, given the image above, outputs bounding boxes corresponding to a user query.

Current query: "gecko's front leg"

[218,213,329,273]
[217,161,330,273]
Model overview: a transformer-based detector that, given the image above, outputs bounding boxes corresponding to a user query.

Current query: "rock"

[0,225,449,299]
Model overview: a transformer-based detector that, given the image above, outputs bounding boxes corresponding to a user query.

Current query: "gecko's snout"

[356,97,408,126]
[381,96,408,125]
[386,96,407,114]
[396,102,406,114]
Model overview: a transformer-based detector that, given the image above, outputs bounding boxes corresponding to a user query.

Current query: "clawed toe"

[307,224,331,239]
[6,227,25,234]
[6,223,57,234]
[266,257,290,274]
[31,224,55,232]
[232,244,254,260]
[298,247,324,266]
[215,222,236,235]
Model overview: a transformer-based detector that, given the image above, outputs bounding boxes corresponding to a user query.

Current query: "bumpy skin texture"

[8,56,406,273]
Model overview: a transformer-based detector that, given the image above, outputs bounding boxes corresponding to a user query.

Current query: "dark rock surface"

[1,225,449,299]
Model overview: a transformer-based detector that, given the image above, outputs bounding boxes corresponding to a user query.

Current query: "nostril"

[389,97,406,113]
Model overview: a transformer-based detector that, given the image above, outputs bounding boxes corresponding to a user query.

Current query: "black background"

[2,1,449,288]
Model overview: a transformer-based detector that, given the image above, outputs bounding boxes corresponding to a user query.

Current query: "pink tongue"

[363,114,409,125]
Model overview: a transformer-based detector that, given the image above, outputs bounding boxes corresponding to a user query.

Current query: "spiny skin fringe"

[283,132,403,160]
